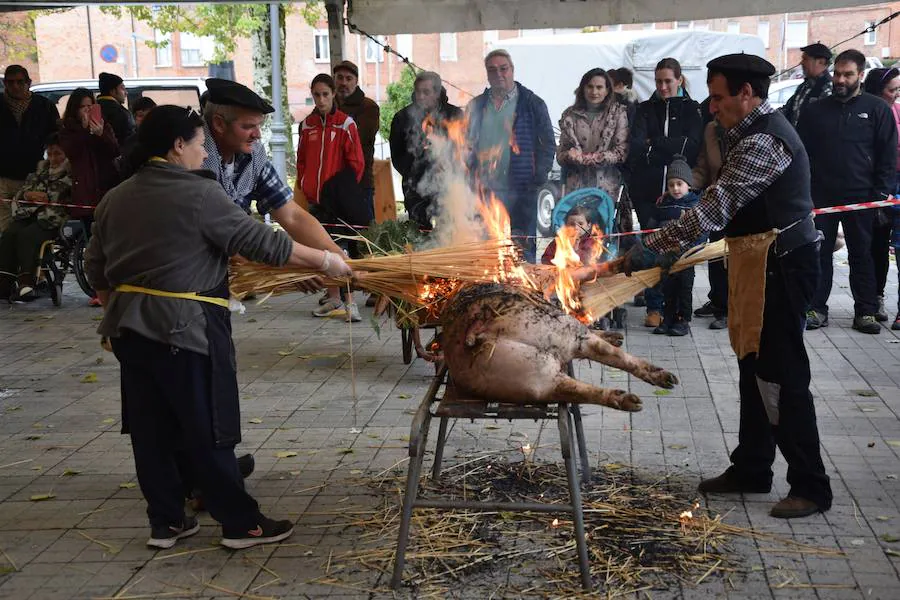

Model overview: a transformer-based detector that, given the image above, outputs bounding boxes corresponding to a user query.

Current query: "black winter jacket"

[0,93,60,180]
[389,93,463,225]
[797,91,898,206]
[98,96,136,146]
[627,93,703,211]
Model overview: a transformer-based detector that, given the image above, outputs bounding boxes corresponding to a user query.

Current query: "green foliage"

[359,219,428,255]
[379,66,417,140]
[100,3,323,64]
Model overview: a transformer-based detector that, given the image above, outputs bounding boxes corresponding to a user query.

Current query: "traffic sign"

[99,45,118,63]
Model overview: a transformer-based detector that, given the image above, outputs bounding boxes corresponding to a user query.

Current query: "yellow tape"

[115,284,230,308]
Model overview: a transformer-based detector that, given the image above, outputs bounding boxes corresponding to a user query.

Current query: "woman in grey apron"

[85,105,351,550]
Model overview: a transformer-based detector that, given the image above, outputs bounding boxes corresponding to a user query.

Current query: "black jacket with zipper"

[0,93,60,180]
[797,91,898,206]
[626,92,703,217]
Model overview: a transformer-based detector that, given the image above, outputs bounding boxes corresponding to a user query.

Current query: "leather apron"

[724,230,778,359]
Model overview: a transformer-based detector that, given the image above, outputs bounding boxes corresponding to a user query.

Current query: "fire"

[550,224,605,324]
[551,518,560,528]
[475,194,536,289]
[679,501,701,533]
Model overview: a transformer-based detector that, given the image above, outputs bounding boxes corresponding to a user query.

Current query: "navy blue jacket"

[465,82,556,190]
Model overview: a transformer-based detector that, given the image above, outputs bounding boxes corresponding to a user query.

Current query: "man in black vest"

[97,72,135,146]
[623,54,832,519]
[781,42,833,129]
[798,49,897,334]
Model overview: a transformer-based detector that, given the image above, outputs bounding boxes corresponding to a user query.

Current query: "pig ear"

[464,320,488,347]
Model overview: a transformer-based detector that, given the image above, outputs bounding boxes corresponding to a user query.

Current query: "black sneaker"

[805,309,828,330]
[221,516,294,549]
[633,293,646,307]
[709,317,728,330]
[668,321,690,336]
[693,301,717,317]
[852,315,881,334]
[147,515,200,549]
[237,454,255,479]
[652,323,670,335]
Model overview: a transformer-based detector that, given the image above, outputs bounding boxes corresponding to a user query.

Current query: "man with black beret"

[201,78,346,283]
[781,41,833,128]
[623,53,833,519]
[97,72,135,145]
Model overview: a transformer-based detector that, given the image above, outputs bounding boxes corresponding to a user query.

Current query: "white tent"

[495,30,766,125]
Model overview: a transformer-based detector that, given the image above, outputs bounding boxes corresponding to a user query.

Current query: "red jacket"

[59,120,119,218]
[296,107,364,204]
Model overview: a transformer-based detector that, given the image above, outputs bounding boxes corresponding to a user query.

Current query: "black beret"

[800,42,832,60]
[98,72,123,94]
[204,78,274,114]
[707,53,776,77]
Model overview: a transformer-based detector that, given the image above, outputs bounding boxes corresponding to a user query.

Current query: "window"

[396,33,413,62]
[314,29,330,62]
[864,21,876,46]
[180,32,214,66]
[439,32,457,62]
[757,21,770,48]
[675,21,693,30]
[154,29,171,66]
[727,22,741,35]
[365,35,385,63]
[785,21,808,49]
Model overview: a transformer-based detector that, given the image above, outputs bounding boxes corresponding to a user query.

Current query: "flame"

[550,225,606,324]
[679,502,701,533]
[551,518,560,528]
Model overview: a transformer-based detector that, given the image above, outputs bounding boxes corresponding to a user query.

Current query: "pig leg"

[550,374,643,411]
[596,331,623,347]
[576,334,678,389]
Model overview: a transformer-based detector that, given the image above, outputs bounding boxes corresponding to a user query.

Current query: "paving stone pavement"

[1,255,900,599]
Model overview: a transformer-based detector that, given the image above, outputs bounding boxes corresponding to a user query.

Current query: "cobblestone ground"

[1,256,899,599]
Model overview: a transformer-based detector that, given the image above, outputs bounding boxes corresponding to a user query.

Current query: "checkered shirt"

[202,124,292,216]
[646,101,792,253]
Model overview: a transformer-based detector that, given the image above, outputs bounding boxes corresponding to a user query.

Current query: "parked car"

[30,77,206,115]
[768,79,802,110]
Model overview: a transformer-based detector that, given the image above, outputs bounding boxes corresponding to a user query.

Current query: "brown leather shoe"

[770,496,821,519]
[698,469,771,494]
[644,311,663,328]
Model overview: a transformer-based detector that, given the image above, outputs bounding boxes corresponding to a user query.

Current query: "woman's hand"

[88,120,104,136]
[567,148,583,162]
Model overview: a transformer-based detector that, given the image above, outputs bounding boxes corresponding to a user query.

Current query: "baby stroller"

[550,186,628,329]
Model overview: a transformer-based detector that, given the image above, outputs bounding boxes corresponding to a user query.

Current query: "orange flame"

[679,502,701,533]
[550,224,605,324]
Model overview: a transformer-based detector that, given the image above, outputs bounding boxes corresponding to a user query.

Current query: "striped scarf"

[4,92,32,124]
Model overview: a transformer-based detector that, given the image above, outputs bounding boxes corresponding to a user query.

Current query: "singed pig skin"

[441,283,678,411]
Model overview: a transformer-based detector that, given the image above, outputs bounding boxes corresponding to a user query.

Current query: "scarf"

[4,92,32,124]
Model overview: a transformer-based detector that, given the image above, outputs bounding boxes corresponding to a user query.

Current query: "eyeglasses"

[487,66,511,75]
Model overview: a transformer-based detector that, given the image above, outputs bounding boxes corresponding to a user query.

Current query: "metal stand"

[390,364,592,590]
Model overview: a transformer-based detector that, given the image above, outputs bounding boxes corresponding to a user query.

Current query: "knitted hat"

[666,154,692,186]
[98,72,124,95]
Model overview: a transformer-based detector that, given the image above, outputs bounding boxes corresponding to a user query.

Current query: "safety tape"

[5,195,899,240]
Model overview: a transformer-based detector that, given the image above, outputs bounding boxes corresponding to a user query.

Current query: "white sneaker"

[312,298,344,317]
[345,302,362,323]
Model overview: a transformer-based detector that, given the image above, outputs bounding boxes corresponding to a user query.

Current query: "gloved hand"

[622,237,677,276]
[320,249,353,279]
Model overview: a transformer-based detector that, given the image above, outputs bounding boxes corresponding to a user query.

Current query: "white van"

[30,77,207,115]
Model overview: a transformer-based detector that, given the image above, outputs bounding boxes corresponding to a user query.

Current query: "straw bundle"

[580,240,726,319]
[228,238,524,304]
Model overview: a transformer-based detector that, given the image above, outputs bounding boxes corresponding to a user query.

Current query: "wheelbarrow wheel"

[401,327,414,364]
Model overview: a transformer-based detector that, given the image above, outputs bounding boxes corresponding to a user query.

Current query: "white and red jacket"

[296,107,365,204]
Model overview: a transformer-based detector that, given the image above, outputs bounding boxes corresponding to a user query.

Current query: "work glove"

[320,249,353,279]
[622,236,677,276]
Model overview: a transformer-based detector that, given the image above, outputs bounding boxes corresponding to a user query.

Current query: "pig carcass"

[441,283,677,411]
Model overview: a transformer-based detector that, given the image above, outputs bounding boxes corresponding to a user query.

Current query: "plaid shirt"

[202,124,292,216]
[646,101,792,253]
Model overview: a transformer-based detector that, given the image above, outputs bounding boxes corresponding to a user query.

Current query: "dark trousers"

[492,186,537,263]
[662,267,694,323]
[708,229,728,317]
[634,198,664,311]
[112,332,260,529]
[871,214,892,297]
[0,217,56,280]
[728,242,832,510]
[813,210,877,316]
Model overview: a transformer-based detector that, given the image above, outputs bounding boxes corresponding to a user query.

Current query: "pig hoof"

[648,368,678,389]
[613,390,642,412]
[599,331,624,347]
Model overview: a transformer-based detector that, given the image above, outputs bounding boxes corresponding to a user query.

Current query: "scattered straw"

[0,546,17,572]
[152,546,221,561]
[77,530,119,554]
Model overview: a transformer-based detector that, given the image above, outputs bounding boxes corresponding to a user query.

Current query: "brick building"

[0,11,40,81]
[18,2,900,120]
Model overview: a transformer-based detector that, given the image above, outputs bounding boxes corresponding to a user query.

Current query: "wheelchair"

[33,219,93,306]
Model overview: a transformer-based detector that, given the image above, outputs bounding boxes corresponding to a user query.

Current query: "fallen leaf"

[248,418,263,424]
[61,469,80,477]
[853,390,880,397]
[303,550,314,556]
[397,394,411,399]
[886,474,898,480]
[880,534,900,543]
[5,406,21,412]
[337,448,354,455]
[604,463,625,471]
[484,425,501,430]
[277,350,293,356]
[859,407,878,413]
[668,444,688,450]
[349,469,363,475]
[366,357,377,363]
[91,316,103,321]
[653,389,672,396]
[119,482,137,489]
[887,441,900,448]
[29,493,55,501]
[31,466,42,471]
[25,435,41,441]
[876,516,891,521]
[247,318,258,323]
[886,548,900,557]
[868,441,877,448]
[80,373,98,384]
[59,345,76,349]
[366,433,380,439]
[94,357,104,365]
[101,418,115,425]
[275,451,298,459]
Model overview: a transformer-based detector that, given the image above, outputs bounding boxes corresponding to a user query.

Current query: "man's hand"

[622,237,677,276]
[321,250,352,279]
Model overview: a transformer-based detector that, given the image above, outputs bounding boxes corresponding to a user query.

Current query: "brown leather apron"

[725,230,778,359]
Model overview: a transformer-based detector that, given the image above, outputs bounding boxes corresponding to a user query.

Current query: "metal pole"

[325,0,344,69]
[86,6,95,79]
[269,2,287,182]
[131,14,139,78]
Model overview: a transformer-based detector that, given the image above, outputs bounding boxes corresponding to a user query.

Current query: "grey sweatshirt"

[85,161,292,354]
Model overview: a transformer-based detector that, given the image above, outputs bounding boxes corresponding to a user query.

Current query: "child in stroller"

[541,187,627,329]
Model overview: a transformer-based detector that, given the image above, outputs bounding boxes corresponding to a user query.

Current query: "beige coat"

[557,101,629,199]
[692,121,725,190]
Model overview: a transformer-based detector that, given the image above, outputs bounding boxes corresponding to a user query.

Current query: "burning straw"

[580,240,726,320]
[317,457,838,597]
